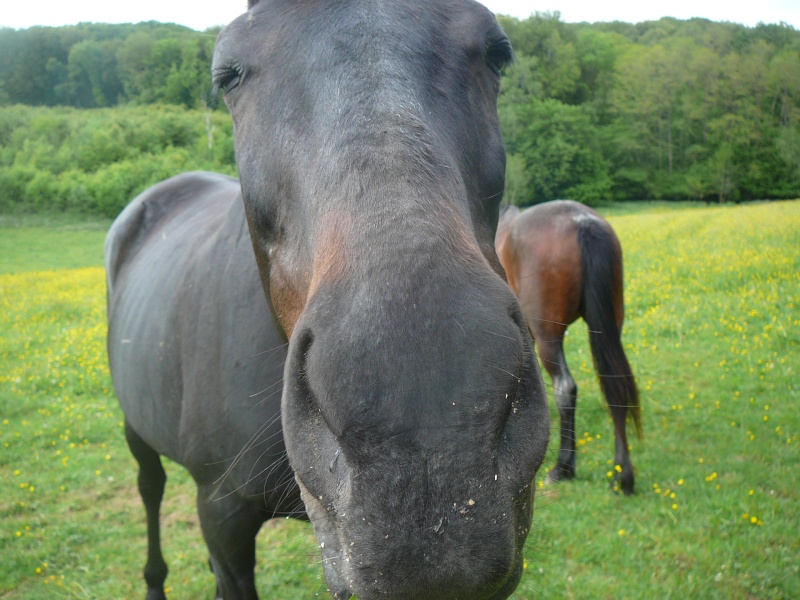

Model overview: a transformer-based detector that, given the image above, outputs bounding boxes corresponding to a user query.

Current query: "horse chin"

[488,556,524,600]
[315,537,354,600]
[295,478,352,597]
[299,475,533,600]
[321,561,353,600]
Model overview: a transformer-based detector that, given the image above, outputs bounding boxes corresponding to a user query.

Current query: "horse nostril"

[328,448,339,473]
[509,306,529,338]
[294,329,314,376]
[290,328,316,405]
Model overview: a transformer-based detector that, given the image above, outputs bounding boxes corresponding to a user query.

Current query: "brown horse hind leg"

[124,421,169,600]
[537,338,578,484]
[196,483,264,600]
[610,410,635,495]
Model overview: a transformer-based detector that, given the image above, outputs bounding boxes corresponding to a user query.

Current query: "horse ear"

[248,0,260,8]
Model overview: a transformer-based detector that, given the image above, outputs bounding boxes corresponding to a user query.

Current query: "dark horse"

[106,1,550,599]
[495,201,641,494]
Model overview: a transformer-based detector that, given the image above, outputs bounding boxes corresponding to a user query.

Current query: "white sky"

[1,0,798,31]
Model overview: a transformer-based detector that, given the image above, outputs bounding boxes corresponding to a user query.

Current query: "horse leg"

[196,484,264,600]
[610,407,634,495]
[538,337,578,484]
[125,421,169,600]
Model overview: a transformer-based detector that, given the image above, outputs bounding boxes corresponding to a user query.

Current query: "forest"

[0,13,799,215]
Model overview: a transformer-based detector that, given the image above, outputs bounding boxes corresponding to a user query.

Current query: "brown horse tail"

[577,217,643,438]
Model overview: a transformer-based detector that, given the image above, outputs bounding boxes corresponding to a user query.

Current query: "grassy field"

[1,201,798,599]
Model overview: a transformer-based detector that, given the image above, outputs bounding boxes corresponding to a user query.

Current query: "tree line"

[0,22,218,109]
[0,14,799,210]
[497,13,800,203]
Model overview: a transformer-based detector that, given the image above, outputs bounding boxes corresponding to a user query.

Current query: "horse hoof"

[610,472,635,496]
[545,466,575,484]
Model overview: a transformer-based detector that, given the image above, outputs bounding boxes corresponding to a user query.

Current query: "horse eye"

[212,63,243,96]
[486,39,513,76]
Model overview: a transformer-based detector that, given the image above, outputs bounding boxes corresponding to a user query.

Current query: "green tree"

[498,55,542,156]
[516,98,611,203]
[0,27,79,105]
[60,39,123,107]
[498,13,581,102]
[574,28,628,112]
[116,32,156,102]
[503,153,532,205]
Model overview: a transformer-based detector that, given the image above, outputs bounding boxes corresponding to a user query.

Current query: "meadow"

[1,200,798,599]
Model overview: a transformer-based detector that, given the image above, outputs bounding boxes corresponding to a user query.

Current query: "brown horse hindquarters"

[497,201,640,495]
[500,212,583,486]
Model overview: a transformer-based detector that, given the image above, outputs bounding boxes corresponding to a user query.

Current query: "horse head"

[213,1,549,597]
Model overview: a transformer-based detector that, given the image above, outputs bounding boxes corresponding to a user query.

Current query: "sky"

[2,0,799,31]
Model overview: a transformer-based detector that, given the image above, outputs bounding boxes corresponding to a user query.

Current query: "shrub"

[0,166,37,211]
[0,105,238,217]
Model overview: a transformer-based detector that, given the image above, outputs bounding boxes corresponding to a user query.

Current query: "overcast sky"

[2,0,799,31]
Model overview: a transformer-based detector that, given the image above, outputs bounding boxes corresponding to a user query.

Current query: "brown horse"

[496,201,641,494]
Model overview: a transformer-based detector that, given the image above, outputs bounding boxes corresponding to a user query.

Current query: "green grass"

[0,215,111,275]
[1,201,798,599]
[591,199,767,217]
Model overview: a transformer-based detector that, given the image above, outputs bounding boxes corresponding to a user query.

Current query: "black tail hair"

[577,218,643,438]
